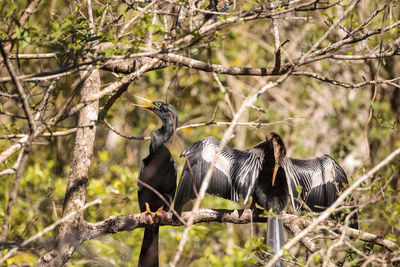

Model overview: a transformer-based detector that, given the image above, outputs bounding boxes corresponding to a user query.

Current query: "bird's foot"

[154,206,168,224]
[155,206,164,216]
[139,202,154,224]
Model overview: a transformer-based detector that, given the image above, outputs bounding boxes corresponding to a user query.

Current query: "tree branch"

[83,209,397,252]
[155,53,292,76]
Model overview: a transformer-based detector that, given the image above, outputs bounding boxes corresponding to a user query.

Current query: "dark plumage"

[137,101,177,267]
[174,132,357,265]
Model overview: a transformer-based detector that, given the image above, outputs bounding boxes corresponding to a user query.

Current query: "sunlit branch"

[83,209,397,251]
[293,71,400,89]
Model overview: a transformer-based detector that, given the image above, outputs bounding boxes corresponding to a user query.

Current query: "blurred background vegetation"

[0,0,399,266]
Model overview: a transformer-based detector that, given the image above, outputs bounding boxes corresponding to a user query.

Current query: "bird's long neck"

[272,139,286,165]
[150,118,174,153]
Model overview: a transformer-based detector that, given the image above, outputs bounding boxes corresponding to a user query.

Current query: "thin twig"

[103,119,149,140]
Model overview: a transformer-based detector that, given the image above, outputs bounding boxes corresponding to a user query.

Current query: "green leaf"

[313,253,321,263]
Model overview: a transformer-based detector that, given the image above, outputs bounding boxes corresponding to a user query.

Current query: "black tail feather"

[267,217,285,267]
[139,227,159,267]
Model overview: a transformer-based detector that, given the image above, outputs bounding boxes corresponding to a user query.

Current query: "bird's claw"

[140,202,155,224]
[154,206,168,224]
[140,211,154,224]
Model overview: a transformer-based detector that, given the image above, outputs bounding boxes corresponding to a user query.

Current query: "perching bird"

[137,100,178,267]
[174,132,356,265]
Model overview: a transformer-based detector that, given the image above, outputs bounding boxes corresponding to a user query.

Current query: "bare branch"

[0,70,76,83]
[0,129,78,140]
[176,119,299,131]
[18,0,41,27]
[119,0,161,36]
[82,209,397,251]
[102,119,150,140]
[155,53,292,76]
[8,53,57,59]
[293,71,400,89]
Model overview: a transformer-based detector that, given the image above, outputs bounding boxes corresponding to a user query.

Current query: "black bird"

[174,132,356,265]
[137,100,178,267]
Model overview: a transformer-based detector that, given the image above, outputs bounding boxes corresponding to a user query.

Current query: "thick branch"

[155,53,292,76]
[83,209,396,252]
[101,56,167,74]
[18,0,41,27]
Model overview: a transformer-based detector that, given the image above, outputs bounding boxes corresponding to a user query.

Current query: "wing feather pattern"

[282,155,348,211]
[174,137,264,214]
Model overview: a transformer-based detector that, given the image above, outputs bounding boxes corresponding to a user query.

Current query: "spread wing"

[282,155,348,212]
[173,136,264,214]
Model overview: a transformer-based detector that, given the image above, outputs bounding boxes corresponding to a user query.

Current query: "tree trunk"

[35,67,100,266]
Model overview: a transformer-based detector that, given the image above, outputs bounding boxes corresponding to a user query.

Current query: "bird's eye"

[155,102,162,107]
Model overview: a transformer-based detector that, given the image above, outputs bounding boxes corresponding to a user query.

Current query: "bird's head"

[134,96,178,129]
[266,132,286,186]
[146,101,178,128]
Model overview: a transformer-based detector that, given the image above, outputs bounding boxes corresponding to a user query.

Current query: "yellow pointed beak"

[132,103,154,110]
[272,162,279,186]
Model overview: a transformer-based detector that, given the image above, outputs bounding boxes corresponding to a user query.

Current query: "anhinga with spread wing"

[137,99,177,267]
[174,132,357,265]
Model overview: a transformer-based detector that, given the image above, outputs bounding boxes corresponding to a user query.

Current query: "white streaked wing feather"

[198,137,263,203]
[283,155,345,210]
[236,148,264,203]
[201,142,231,179]
[310,159,336,189]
